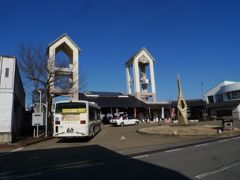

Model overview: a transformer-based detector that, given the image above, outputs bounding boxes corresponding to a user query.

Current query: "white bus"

[53,100,101,138]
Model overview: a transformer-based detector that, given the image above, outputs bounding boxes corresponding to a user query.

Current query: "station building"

[204,81,240,119]
[79,91,206,122]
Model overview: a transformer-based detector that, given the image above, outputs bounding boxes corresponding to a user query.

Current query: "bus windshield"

[55,102,86,114]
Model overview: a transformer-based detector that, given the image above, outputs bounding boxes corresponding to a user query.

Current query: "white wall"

[0,57,15,134]
[0,93,13,132]
[0,57,16,142]
[0,57,15,89]
[204,81,235,103]
[233,104,240,119]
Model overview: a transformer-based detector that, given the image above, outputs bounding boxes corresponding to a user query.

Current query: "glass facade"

[216,94,223,102]
[226,90,240,100]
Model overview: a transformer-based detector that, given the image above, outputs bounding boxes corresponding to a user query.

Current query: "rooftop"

[47,33,81,52]
[125,47,155,65]
[79,91,147,108]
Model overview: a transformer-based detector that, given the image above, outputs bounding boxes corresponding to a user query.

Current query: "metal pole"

[201,81,204,100]
[39,91,42,113]
[36,125,39,138]
[38,90,41,138]
[45,99,48,137]
[33,128,35,138]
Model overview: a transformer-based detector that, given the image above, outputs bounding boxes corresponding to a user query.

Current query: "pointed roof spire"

[47,33,81,52]
[125,47,155,65]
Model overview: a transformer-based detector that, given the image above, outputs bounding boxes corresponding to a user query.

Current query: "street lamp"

[36,89,48,138]
[45,99,48,138]
[37,90,42,112]
[36,90,42,138]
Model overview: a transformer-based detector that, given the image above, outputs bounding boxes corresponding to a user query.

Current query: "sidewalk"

[0,135,52,150]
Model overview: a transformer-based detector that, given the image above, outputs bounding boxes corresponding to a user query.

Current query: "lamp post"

[37,90,42,112]
[36,90,42,138]
[45,98,48,137]
[37,89,48,137]
[39,103,48,138]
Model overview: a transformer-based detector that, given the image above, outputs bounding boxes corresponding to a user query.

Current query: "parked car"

[110,116,139,126]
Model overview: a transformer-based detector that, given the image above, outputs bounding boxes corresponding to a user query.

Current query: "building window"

[208,96,214,103]
[216,94,223,102]
[227,90,240,100]
[227,92,231,100]
[5,68,9,77]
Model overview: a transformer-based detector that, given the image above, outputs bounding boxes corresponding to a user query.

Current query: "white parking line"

[194,143,209,147]
[217,139,229,143]
[11,147,23,152]
[0,147,23,157]
[133,154,149,159]
[165,148,183,153]
[231,136,240,140]
[2,172,43,179]
[195,161,240,179]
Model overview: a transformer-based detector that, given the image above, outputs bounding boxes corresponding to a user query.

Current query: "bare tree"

[17,44,87,116]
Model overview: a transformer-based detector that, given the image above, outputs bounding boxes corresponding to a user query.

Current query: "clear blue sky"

[1,0,240,104]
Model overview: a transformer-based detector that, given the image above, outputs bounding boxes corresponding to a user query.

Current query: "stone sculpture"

[177,75,188,124]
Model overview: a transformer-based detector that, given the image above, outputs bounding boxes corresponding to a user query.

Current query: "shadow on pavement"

[0,145,191,180]
[56,137,92,143]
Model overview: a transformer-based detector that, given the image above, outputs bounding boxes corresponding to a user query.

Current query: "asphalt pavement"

[0,135,239,179]
[0,120,240,179]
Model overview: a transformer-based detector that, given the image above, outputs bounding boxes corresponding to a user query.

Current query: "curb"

[137,129,240,137]
[136,126,240,137]
[0,137,53,148]
[20,136,53,147]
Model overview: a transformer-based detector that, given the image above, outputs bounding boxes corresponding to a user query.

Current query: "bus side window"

[94,110,98,120]
[89,106,101,120]
[89,107,94,121]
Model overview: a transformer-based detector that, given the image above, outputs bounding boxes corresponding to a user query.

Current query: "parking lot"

[18,122,207,155]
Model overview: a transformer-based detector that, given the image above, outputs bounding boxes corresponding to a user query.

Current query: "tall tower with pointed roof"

[47,33,81,100]
[125,48,157,102]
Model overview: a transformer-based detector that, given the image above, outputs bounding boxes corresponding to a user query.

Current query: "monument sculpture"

[177,75,188,124]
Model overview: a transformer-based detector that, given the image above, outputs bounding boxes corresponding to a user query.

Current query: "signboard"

[62,108,86,114]
[62,114,80,121]
[32,112,44,126]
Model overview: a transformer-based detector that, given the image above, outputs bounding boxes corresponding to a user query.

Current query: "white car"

[110,116,139,126]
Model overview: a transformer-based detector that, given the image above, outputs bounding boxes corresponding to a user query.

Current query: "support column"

[134,107,137,119]
[48,47,55,96]
[149,61,157,102]
[126,65,131,95]
[72,49,79,100]
[161,107,164,120]
[133,60,140,99]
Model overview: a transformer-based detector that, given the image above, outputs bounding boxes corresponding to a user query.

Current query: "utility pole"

[45,99,48,137]
[36,90,42,138]
[201,81,204,100]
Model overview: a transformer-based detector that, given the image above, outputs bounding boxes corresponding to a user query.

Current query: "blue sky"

[1,0,240,105]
